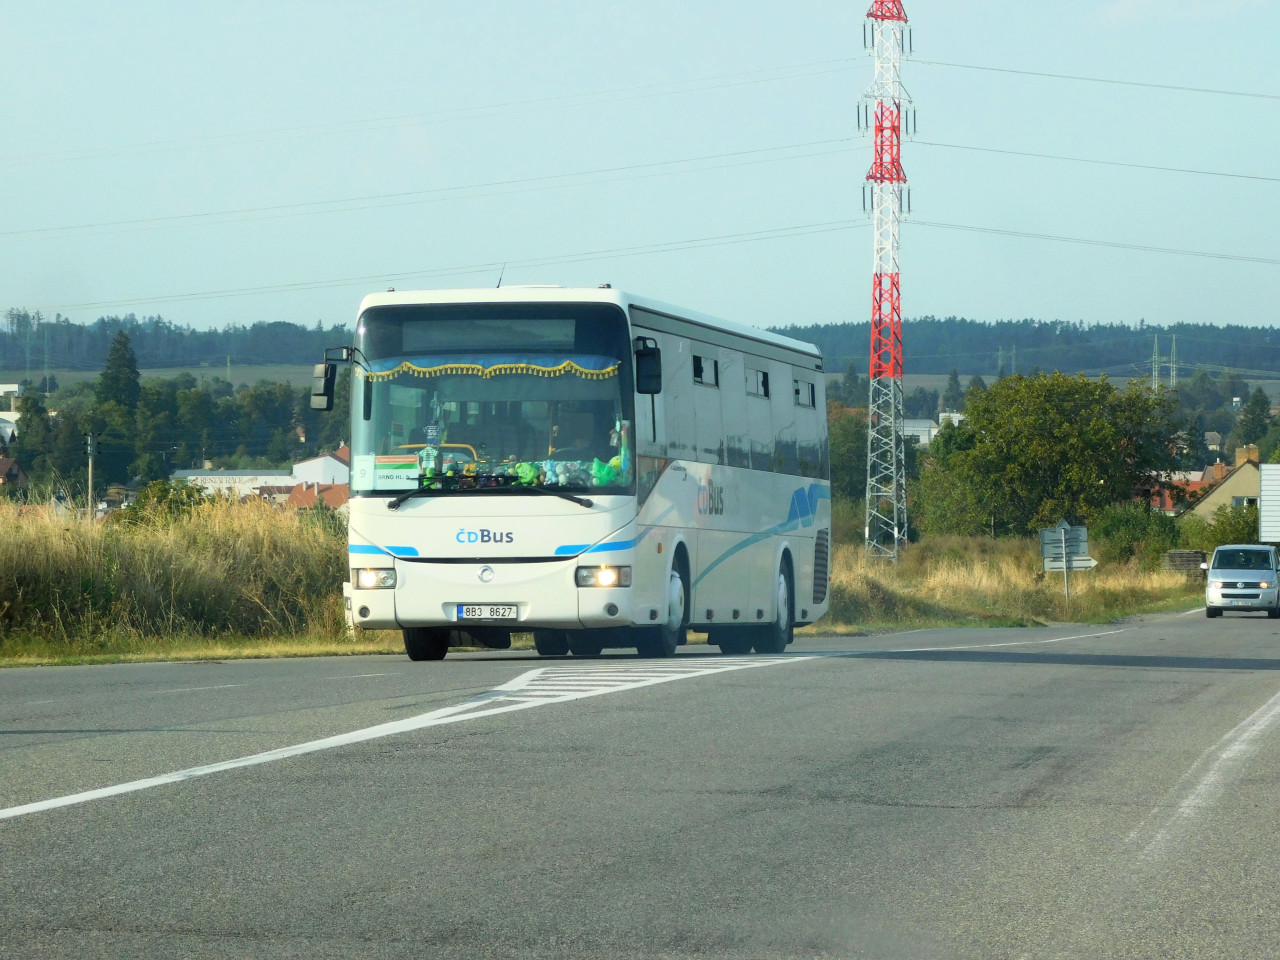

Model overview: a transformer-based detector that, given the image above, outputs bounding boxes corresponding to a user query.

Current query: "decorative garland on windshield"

[366,359,620,383]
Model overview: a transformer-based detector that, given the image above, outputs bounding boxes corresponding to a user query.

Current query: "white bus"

[312,286,831,660]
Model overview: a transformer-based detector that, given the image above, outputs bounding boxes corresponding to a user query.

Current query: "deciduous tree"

[915,373,1182,537]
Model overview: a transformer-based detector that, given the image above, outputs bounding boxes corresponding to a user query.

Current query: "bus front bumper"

[348,557,637,631]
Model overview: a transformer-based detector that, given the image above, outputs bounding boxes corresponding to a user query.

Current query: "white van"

[1203,544,1280,618]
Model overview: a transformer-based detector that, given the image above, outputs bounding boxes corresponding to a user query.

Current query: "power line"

[0,140,855,242]
[916,59,1280,101]
[9,135,1273,246]
[914,220,1280,267]
[44,220,871,312]
[36,215,1280,315]
[0,59,858,168]
[915,140,1280,184]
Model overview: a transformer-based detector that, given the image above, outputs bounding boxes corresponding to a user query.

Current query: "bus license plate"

[457,604,516,620]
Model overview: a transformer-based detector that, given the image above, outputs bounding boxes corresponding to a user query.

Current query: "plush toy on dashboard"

[590,457,620,487]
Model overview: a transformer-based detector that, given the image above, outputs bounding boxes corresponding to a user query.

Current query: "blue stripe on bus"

[692,484,830,588]
[349,544,421,557]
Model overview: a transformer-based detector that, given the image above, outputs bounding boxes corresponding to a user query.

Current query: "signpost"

[1039,519,1095,616]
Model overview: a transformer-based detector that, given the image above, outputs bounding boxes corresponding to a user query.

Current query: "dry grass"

[0,499,347,659]
[1,500,1203,665]
[813,536,1203,632]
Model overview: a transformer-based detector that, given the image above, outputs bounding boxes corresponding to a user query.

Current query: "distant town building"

[292,445,349,485]
[0,456,27,487]
[173,444,351,502]
[902,419,940,445]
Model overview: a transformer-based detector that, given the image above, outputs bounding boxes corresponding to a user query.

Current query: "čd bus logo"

[697,481,725,516]
[456,528,515,544]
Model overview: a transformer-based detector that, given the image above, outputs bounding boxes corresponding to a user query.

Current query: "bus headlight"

[354,568,397,589]
[576,566,631,588]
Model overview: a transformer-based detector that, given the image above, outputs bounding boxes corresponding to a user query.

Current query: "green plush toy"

[590,457,620,486]
[514,461,540,486]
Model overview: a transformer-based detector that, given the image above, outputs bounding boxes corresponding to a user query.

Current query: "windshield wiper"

[387,488,434,510]
[516,485,593,509]
[387,483,593,510]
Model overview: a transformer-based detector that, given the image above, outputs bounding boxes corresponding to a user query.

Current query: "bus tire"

[753,563,793,655]
[637,563,687,658]
[404,627,449,661]
[708,629,753,655]
[533,630,570,657]
[568,631,605,657]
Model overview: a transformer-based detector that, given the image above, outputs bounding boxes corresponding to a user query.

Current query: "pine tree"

[1236,387,1272,446]
[96,331,140,410]
[941,369,965,412]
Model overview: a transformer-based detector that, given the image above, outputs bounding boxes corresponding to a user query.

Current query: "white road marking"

[891,628,1128,653]
[153,684,245,695]
[1128,681,1280,860]
[318,673,390,680]
[0,655,811,823]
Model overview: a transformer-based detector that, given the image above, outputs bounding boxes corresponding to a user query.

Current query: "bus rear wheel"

[533,630,571,657]
[404,627,449,661]
[752,566,793,655]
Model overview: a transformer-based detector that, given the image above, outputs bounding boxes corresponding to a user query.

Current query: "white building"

[173,445,350,499]
[902,419,940,445]
[171,469,295,499]
[291,446,349,485]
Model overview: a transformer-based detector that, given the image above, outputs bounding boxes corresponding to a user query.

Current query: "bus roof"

[356,287,822,361]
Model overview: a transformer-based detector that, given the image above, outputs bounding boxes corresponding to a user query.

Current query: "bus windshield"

[350,301,635,497]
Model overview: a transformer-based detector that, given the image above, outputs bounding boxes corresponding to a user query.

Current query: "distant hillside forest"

[773,317,1280,381]
[1,309,349,375]
[5,307,1280,384]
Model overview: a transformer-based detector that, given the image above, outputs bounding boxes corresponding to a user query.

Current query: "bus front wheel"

[404,627,449,661]
[637,566,687,658]
[752,565,793,655]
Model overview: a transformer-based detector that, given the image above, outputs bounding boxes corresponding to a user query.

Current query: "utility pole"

[861,0,912,561]
[1170,335,1178,390]
[1152,335,1159,391]
[84,432,96,520]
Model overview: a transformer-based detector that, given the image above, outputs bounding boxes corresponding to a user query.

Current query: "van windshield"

[1212,549,1274,571]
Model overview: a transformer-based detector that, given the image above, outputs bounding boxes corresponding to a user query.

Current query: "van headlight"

[576,566,631,588]
[353,568,397,589]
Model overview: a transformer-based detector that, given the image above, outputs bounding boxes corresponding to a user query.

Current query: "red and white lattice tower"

[862,0,911,560]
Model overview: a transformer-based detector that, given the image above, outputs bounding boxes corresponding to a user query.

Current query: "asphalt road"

[5,611,1280,959]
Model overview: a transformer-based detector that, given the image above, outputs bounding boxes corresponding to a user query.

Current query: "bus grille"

[813,528,830,604]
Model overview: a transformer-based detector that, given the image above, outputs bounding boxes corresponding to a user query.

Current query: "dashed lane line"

[0,655,811,823]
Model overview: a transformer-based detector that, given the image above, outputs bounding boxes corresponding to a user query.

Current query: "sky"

[1,0,1277,339]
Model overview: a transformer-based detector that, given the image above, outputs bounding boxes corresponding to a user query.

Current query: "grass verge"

[1,500,1203,666]
[805,537,1204,635]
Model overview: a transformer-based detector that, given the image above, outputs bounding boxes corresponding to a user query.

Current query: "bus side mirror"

[311,362,336,411]
[635,338,662,395]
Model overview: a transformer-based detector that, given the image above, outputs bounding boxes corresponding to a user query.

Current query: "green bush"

[1093,502,1180,569]
[1179,504,1260,553]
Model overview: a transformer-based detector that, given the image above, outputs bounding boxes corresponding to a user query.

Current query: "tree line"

[778,316,1280,379]
[4,331,350,496]
[2,308,348,375]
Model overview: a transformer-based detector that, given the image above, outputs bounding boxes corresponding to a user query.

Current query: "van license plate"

[457,604,516,620]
